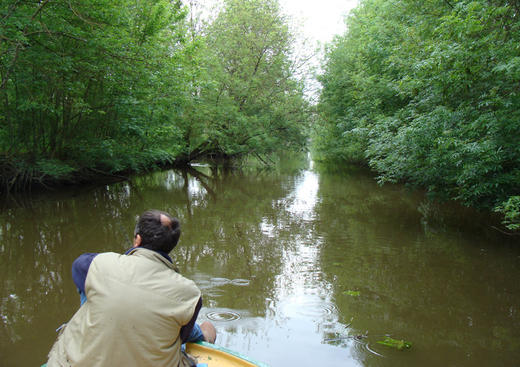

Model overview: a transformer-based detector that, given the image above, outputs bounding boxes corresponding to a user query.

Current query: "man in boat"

[46,209,216,367]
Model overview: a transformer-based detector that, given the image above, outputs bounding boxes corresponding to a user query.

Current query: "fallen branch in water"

[491,226,520,236]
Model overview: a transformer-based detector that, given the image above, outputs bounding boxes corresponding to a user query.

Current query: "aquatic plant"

[377,336,412,350]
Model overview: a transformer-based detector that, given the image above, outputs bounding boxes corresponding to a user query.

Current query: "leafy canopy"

[316,0,520,229]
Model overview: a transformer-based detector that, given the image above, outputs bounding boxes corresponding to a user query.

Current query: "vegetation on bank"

[315,0,520,230]
[0,0,309,192]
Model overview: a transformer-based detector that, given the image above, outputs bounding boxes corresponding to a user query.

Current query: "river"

[1,154,519,366]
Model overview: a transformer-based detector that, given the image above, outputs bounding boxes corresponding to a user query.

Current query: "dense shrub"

[316,0,520,229]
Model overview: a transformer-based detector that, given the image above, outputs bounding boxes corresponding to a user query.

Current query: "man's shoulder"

[88,251,122,267]
[73,252,99,268]
[87,252,136,276]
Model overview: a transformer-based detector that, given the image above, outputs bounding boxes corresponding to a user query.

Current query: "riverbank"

[313,156,520,235]
[0,151,261,195]
[0,154,182,194]
[3,152,518,235]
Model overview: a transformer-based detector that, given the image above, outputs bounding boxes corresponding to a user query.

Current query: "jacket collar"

[124,247,176,270]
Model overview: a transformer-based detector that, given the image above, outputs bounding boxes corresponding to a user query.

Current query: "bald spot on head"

[160,214,172,229]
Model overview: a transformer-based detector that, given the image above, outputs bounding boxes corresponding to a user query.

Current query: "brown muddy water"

[1,155,519,366]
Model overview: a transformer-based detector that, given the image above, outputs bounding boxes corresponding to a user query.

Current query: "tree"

[0,0,192,189]
[0,0,311,191]
[316,0,520,229]
[178,0,309,162]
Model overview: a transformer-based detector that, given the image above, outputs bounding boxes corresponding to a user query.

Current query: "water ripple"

[203,289,225,298]
[281,298,338,320]
[350,334,387,358]
[230,278,250,286]
[206,310,241,322]
[210,277,231,286]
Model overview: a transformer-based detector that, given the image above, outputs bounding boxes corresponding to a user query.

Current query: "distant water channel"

[1,154,519,366]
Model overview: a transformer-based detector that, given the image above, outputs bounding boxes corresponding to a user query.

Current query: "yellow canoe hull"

[185,341,268,367]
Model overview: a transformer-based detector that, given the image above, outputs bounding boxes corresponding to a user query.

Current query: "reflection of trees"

[185,166,216,198]
[131,163,308,315]
[0,182,141,365]
[0,155,309,365]
[314,165,520,366]
[2,154,519,366]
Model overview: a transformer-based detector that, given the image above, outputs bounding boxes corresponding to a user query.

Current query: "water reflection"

[188,160,361,366]
[315,164,520,366]
[1,155,519,367]
[287,169,319,220]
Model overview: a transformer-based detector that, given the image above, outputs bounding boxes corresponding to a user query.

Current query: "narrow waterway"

[1,155,519,366]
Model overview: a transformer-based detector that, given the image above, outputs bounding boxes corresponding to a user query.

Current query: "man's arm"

[180,297,202,343]
[71,253,98,297]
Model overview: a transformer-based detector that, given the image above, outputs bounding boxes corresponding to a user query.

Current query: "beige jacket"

[47,248,201,367]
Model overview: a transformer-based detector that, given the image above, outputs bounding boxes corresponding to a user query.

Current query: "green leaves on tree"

[0,0,310,191]
[315,0,520,230]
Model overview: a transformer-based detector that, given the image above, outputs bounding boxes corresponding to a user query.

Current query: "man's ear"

[133,234,142,248]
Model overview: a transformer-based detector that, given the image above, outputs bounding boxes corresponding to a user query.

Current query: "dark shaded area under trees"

[315,0,520,230]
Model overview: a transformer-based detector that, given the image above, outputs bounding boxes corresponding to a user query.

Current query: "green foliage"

[35,159,75,180]
[0,0,190,178]
[377,336,412,350]
[342,290,360,297]
[494,196,520,231]
[316,0,520,228]
[0,0,309,190]
[178,0,310,162]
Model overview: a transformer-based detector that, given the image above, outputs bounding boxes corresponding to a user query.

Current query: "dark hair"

[134,210,181,253]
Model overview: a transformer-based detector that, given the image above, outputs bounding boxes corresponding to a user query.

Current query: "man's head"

[133,210,181,253]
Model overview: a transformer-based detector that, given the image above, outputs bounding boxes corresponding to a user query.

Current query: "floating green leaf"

[342,290,360,296]
[377,337,412,350]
